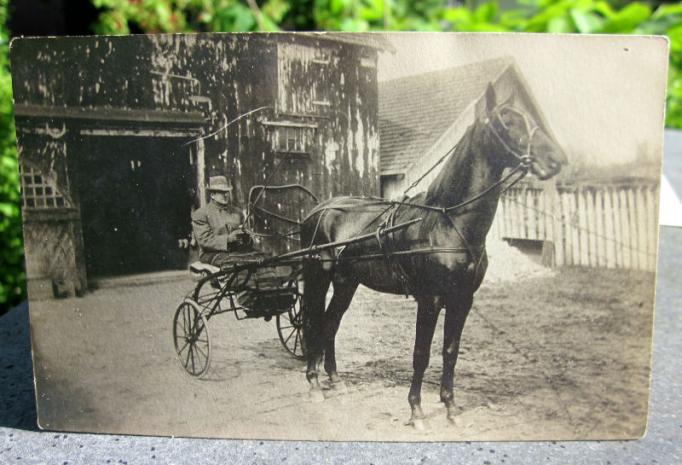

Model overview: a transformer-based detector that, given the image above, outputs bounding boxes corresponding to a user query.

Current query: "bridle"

[486,104,540,171]
[374,102,541,217]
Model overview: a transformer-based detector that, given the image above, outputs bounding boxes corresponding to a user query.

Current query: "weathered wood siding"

[12,34,381,291]
[13,34,379,197]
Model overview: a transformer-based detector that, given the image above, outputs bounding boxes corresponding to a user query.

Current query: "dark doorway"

[76,136,195,277]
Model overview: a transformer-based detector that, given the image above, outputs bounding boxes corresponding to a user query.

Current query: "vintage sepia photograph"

[11,32,668,440]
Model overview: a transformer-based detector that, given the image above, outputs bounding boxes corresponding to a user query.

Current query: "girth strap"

[375,205,413,297]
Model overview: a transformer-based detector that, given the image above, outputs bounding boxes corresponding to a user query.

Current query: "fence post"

[557,191,573,265]
[644,185,653,270]
[538,189,546,240]
[587,189,597,267]
[567,191,577,265]
[577,189,589,266]
[595,189,606,268]
[610,188,621,268]
[527,189,536,240]
[619,189,631,269]
[625,188,637,270]
[503,191,510,239]
[633,187,645,270]
[546,183,561,266]
[645,186,657,271]
[604,187,615,268]
[513,189,522,238]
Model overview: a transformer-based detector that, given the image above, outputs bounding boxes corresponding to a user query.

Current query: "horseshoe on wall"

[45,122,67,139]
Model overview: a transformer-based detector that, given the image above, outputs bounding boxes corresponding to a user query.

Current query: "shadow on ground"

[0,301,37,430]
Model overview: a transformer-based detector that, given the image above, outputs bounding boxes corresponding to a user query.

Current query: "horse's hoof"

[331,380,348,394]
[406,418,426,431]
[309,389,325,403]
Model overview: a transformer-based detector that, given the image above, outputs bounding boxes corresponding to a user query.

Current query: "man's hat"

[207,175,233,192]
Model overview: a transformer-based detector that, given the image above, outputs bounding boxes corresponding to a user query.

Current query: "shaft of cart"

[194,217,423,286]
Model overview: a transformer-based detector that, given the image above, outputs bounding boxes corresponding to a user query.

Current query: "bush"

[91,0,681,128]
[0,0,23,313]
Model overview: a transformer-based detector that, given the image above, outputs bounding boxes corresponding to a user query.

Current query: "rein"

[327,103,536,224]
[360,103,540,293]
[377,162,527,217]
[402,104,539,215]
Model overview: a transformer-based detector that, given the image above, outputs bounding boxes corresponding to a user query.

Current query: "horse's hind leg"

[408,297,440,430]
[323,277,359,392]
[440,293,473,424]
[302,259,332,402]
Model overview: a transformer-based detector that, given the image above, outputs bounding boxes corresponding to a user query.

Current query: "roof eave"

[300,32,396,53]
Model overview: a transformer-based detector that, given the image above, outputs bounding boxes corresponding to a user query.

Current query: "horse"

[299,83,567,429]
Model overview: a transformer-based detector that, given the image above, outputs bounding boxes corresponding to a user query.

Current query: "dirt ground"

[28,267,655,441]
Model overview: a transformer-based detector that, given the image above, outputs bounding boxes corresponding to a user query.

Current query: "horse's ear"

[485,83,497,114]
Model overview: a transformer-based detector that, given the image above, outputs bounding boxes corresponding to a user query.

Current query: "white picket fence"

[489,182,659,271]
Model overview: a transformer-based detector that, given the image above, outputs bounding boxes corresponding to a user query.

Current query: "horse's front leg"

[440,293,473,424]
[407,297,441,430]
[302,260,331,402]
[322,278,358,393]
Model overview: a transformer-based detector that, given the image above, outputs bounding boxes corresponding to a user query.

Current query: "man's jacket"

[191,201,244,253]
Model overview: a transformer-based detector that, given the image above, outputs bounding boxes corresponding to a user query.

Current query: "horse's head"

[482,84,567,180]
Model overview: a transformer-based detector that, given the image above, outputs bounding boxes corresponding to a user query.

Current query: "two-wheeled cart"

[172,210,421,378]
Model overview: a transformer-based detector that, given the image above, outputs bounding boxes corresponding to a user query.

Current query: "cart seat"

[189,262,221,281]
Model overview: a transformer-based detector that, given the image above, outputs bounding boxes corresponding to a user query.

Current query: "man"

[191,176,279,314]
[191,175,253,267]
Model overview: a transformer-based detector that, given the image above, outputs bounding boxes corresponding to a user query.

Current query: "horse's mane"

[424,122,483,207]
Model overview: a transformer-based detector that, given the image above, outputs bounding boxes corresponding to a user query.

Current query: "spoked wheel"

[173,299,211,377]
[276,295,306,360]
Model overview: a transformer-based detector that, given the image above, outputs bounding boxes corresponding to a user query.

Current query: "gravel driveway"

[27,267,654,441]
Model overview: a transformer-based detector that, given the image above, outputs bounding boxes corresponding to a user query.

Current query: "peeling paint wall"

[274,36,380,202]
[12,33,382,278]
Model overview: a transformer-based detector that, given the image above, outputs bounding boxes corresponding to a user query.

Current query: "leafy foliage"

[0,0,24,312]
[92,0,680,127]
[91,0,292,33]
[0,0,678,311]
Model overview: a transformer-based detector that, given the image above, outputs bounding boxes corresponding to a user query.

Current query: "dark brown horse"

[300,84,567,429]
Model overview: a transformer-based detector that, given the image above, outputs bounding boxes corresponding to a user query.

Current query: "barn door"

[77,136,194,277]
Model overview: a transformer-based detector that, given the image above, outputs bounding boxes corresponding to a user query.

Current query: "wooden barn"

[11,33,393,298]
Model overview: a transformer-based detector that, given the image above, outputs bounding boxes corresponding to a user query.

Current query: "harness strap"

[375,205,413,297]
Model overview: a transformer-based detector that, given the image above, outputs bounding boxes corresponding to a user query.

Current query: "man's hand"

[227,230,244,243]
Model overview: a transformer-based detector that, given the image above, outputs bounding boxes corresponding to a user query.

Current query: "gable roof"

[379,57,515,175]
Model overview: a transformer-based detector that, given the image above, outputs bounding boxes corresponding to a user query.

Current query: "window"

[277,43,333,115]
[20,165,69,209]
[360,56,376,69]
[311,48,331,65]
[274,126,309,153]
